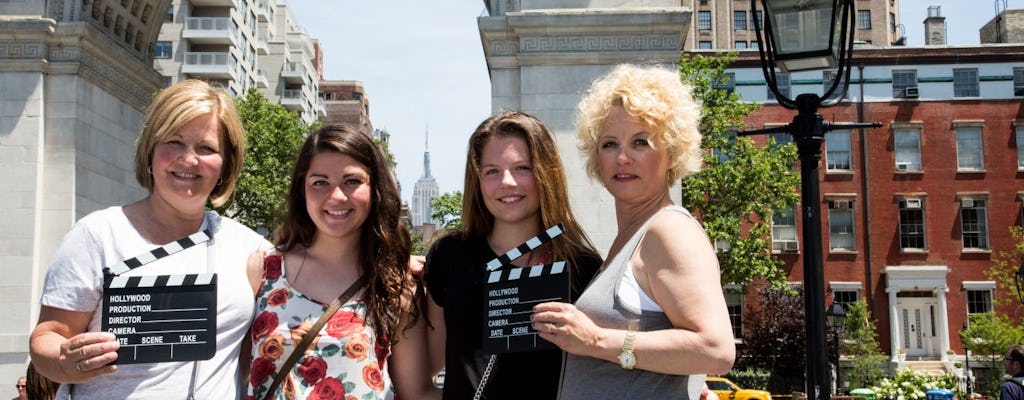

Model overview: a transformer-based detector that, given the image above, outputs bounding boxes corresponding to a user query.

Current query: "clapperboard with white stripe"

[483,225,570,354]
[101,230,218,364]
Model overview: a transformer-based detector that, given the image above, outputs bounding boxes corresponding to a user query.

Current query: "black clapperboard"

[482,224,570,354]
[100,230,218,364]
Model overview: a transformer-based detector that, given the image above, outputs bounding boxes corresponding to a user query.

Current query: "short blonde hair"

[576,63,703,183]
[134,80,245,207]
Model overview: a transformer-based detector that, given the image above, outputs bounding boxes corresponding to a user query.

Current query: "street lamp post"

[826,302,847,395]
[962,322,972,395]
[742,2,881,400]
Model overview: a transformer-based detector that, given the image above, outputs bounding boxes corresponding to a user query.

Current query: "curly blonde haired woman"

[532,64,735,399]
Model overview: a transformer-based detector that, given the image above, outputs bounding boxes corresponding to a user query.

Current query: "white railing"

[184,17,235,34]
[184,52,236,69]
[282,89,303,100]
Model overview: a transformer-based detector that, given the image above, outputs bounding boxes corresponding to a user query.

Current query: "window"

[954,68,979,97]
[823,70,845,100]
[165,5,173,22]
[857,10,871,29]
[826,130,851,171]
[955,125,984,171]
[698,11,712,30]
[833,290,859,306]
[714,72,736,94]
[892,69,917,98]
[767,72,791,101]
[964,282,995,316]
[898,198,926,250]
[772,207,799,252]
[1014,67,1024,96]
[890,12,896,33]
[734,11,747,30]
[1016,125,1024,169]
[960,198,989,250]
[700,0,708,5]
[162,76,172,87]
[699,40,713,49]
[724,288,743,340]
[750,41,759,50]
[894,128,922,172]
[828,199,855,251]
[770,132,793,149]
[154,41,172,59]
[754,10,763,29]
[732,41,746,49]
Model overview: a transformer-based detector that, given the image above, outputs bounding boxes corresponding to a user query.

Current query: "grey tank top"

[560,206,706,400]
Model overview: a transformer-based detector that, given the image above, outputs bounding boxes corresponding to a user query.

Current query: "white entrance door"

[898,298,936,357]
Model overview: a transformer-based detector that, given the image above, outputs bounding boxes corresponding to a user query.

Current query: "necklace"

[291,247,309,284]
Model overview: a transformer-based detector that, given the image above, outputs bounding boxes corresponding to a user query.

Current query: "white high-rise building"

[153,0,323,123]
[412,128,440,227]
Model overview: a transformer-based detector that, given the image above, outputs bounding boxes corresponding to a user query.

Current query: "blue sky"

[288,0,1012,204]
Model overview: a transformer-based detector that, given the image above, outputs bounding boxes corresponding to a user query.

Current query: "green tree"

[410,228,427,256]
[677,52,799,290]
[430,191,463,231]
[840,300,887,389]
[986,226,1024,319]
[961,312,1024,398]
[214,90,312,234]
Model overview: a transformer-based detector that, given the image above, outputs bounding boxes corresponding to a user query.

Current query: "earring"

[147,166,152,175]
[216,177,223,186]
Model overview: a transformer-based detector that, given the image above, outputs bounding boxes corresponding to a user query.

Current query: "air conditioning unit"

[782,241,799,252]
[896,162,912,171]
[1015,87,1024,96]
[904,199,922,209]
[830,200,852,209]
[903,86,920,98]
[961,198,975,208]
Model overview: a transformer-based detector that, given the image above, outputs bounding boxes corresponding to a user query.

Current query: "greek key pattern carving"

[49,45,81,61]
[80,50,150,106]
[520,34,680,53]
[490,40,519,56]
[0,42,46,59]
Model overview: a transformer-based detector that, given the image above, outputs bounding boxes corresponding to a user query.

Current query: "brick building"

[721,43,1024,366]
[320,80,372,136]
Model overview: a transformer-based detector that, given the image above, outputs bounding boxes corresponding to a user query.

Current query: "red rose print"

[297,355,327,385]
[251,311,278,341]
[324,311,364,338]
[249,357,275,388]
[310,376,346,400]
[363,364,385,392]
[263,255,282,280]
[267,288,291,307]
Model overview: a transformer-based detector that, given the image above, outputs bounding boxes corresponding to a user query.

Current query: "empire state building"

[412,128,439,227]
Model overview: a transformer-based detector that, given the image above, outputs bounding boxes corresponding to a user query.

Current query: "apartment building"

[153,0,322,123]
[683,0,902,50]
[321,80,372,136]
[719,42,1024,366]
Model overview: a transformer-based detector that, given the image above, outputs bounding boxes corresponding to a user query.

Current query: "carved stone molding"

[519,34,679,53]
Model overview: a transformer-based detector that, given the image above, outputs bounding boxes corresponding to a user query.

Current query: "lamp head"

[760,0,846,72]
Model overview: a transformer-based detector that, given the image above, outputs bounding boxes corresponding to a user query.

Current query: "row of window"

[725,286,993,340]
[696,9,871,31]
[713,67,1024,100]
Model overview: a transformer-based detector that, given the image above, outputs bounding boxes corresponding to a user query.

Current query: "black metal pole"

[791,93,829,400]
[834,329,841,395]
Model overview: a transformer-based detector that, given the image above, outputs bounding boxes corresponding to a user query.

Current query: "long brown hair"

[460,111,599,282]
[275,124,412,343]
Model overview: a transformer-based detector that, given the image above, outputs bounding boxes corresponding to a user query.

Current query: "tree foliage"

[840,299,887,390]
[985,226,1024,319]
[214,89,312,234]
[961,312,1024,398]
[430,191,463,231]
[741,285,806,394]
[677,52,799,290]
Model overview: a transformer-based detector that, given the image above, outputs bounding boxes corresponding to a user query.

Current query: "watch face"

[618,352,636,368]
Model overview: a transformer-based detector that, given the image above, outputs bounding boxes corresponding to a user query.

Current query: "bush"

[726,368,773,391]
[870,370,964,400]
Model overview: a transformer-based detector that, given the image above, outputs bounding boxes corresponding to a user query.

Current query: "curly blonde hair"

[576,63,703,183]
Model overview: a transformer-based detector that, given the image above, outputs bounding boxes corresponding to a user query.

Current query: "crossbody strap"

[262,275,368,400]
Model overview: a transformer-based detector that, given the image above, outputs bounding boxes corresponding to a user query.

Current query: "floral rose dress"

[248,253,391,400]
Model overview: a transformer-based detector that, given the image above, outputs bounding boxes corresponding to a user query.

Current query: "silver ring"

[75,361,82,373]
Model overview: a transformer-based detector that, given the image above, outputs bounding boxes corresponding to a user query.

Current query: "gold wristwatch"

[617,330,637,369]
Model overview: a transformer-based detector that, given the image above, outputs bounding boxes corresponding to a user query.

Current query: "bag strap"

[262,275,368,400]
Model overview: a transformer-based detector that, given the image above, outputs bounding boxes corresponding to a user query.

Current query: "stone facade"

[479,2,691,253]
[0,1,165,391]
[980,8,1024,44]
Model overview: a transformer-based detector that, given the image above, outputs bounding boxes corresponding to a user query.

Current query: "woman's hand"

[58,332,120,379]
[531,302,608,358]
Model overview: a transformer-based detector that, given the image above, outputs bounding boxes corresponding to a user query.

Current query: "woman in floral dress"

[246,125,438,400]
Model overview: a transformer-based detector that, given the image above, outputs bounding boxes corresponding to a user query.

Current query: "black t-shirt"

[424,234,601,400]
